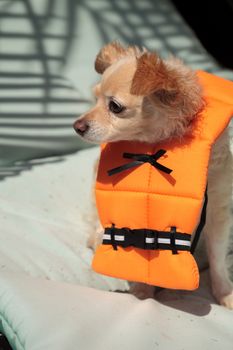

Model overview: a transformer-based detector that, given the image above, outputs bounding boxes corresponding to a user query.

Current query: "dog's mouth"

[75,129,86,137]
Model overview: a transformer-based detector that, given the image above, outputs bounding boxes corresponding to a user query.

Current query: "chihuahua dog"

[73,42,233,308]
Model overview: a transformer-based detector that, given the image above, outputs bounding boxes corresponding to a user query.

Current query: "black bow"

[108,149,173,176]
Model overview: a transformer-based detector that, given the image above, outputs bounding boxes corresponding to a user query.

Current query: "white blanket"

[0,148,232,350]
[0,270,232,350]
[0,148,127,292]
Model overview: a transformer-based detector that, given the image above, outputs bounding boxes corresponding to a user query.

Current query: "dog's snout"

[73,119,89,135]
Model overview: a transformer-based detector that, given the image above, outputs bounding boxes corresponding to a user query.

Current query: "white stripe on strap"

[103,234,125,241]
[146,237,191,246]
[103,234,191,247]
[175,239,191,247]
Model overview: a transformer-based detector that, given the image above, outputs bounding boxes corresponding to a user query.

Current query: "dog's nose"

[73,119,89,135]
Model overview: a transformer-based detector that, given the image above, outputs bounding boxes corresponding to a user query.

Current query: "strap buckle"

[123,227,145,248]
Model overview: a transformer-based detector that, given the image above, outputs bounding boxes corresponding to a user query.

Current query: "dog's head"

[73,42,204,144]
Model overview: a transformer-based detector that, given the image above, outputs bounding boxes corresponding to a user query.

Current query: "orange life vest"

[92,71,233,290]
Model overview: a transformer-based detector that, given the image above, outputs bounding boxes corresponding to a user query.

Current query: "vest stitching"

[96,188,202,201]
[146,145,157,282]
[205,94,233,106]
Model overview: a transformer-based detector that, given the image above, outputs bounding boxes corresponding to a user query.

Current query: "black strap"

[170,226,178,255]
[103,227,191,252]
[107,149,173,176]
[190,186,208,254]
[110,224,118,251]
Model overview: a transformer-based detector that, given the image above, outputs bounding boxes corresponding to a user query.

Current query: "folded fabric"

[0,271,233,350]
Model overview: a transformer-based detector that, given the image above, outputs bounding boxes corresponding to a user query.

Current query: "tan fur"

[95,41,142,74]
[131,52,177,96]
[132,53,205,120]
[74,42,205,144]
[74,42,233,308]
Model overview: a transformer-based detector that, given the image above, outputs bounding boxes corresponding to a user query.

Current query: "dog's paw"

[129,283,155,300]
[87,226,104,251]
[218,291,233,310]
[86,235,97,251]
[211,279,233,309]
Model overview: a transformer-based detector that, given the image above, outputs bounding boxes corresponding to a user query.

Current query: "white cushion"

[0,147,128,292]
[0,271,233,350]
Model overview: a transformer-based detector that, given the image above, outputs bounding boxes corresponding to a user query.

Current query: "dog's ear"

[95,41,141,74]
[95,42,126,74]
[130,52,179,105]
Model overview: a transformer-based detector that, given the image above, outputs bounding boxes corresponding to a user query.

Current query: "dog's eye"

[109,99,125,114]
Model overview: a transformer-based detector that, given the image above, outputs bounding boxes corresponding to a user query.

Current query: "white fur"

[204,129,233,308]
